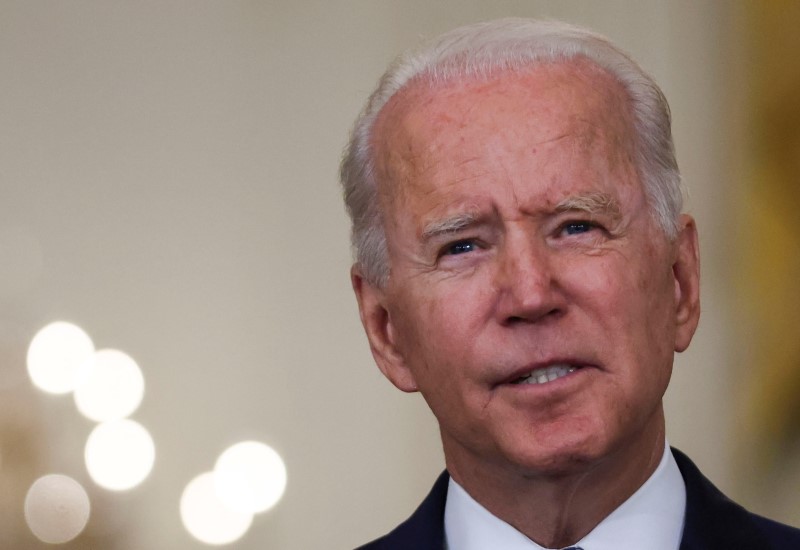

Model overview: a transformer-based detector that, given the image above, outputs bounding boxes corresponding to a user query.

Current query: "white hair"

[340,18,683,287]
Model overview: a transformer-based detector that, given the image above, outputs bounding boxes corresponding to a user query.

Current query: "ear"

[672,214,701,352]
[351,265,419,392]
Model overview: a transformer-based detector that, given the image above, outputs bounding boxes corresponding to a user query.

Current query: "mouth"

[509,364,581,385]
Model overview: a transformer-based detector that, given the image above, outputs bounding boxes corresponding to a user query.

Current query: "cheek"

[571,245,674,310]
[390,278,492,373]
[611,256,677,387]
[567,251,676,353]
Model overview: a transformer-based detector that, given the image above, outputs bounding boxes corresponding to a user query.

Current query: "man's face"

[354,60,700,477]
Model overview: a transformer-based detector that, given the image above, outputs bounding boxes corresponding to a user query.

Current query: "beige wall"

[0,2,783,549]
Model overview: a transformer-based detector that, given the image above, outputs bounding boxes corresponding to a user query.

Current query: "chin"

[509,450,599,479]
[502,430,612,478]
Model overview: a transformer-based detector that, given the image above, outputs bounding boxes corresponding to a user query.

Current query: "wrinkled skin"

[352,59,700,546]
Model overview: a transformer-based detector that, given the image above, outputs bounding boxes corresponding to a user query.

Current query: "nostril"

[545,308,564,320]
[505,308,562,326]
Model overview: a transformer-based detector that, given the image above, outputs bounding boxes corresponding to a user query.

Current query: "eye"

[442,239,477,256]
[561,221,597,236]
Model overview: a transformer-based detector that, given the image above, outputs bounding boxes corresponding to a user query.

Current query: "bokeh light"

[24,474,90,544]
[85,420,155,491]
[74,349,145,422]
[181,472,253,545]
[213,441,287,515]
[27,322,94,394]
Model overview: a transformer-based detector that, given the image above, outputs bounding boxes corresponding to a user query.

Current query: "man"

[340,18,800,549]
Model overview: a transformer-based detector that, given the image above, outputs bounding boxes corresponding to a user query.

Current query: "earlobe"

[351,265,419,392]
[672,215,701,352]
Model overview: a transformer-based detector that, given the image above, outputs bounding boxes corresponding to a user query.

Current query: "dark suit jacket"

[356,449,800,549]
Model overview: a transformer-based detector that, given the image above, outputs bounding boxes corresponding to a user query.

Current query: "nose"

[493,237,565,325]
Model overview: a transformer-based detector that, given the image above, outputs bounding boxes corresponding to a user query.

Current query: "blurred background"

[0,1,798,548]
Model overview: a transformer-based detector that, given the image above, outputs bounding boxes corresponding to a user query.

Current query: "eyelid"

[564,218,599,227]
[557,211,603,226]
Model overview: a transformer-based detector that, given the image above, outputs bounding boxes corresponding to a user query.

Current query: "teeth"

[516,364,577,385]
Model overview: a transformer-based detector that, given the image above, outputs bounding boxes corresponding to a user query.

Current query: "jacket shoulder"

[673,447,800,549]
[751,514,800,545]
[354,472,449,550]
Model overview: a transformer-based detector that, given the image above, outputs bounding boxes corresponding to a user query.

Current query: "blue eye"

[444,240,476,255]
[562,221,595,235]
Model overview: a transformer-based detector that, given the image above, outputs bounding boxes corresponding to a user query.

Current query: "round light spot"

[74,349,145,422]
[85,420,155,491]
[181,472,253,545]
[213,441,287,515]
[24,474,90,544]
[27,322,94,394]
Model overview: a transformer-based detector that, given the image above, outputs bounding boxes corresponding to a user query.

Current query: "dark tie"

[562,547,584,550]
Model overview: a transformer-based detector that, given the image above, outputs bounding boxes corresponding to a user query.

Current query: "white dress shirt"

[444,441,686,550]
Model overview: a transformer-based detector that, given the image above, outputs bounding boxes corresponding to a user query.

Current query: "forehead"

[371,58,637,211]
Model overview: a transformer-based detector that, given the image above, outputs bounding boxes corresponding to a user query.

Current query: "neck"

[443,414,666,548]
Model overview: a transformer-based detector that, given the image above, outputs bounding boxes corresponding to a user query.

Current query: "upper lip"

[495,359,593,386]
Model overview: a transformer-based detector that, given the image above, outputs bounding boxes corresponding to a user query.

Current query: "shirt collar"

[444,441,686,550]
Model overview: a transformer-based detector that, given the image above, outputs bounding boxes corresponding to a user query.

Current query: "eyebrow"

[419,192,621,242]
[420,212,480,241]
[554,192,621,219]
